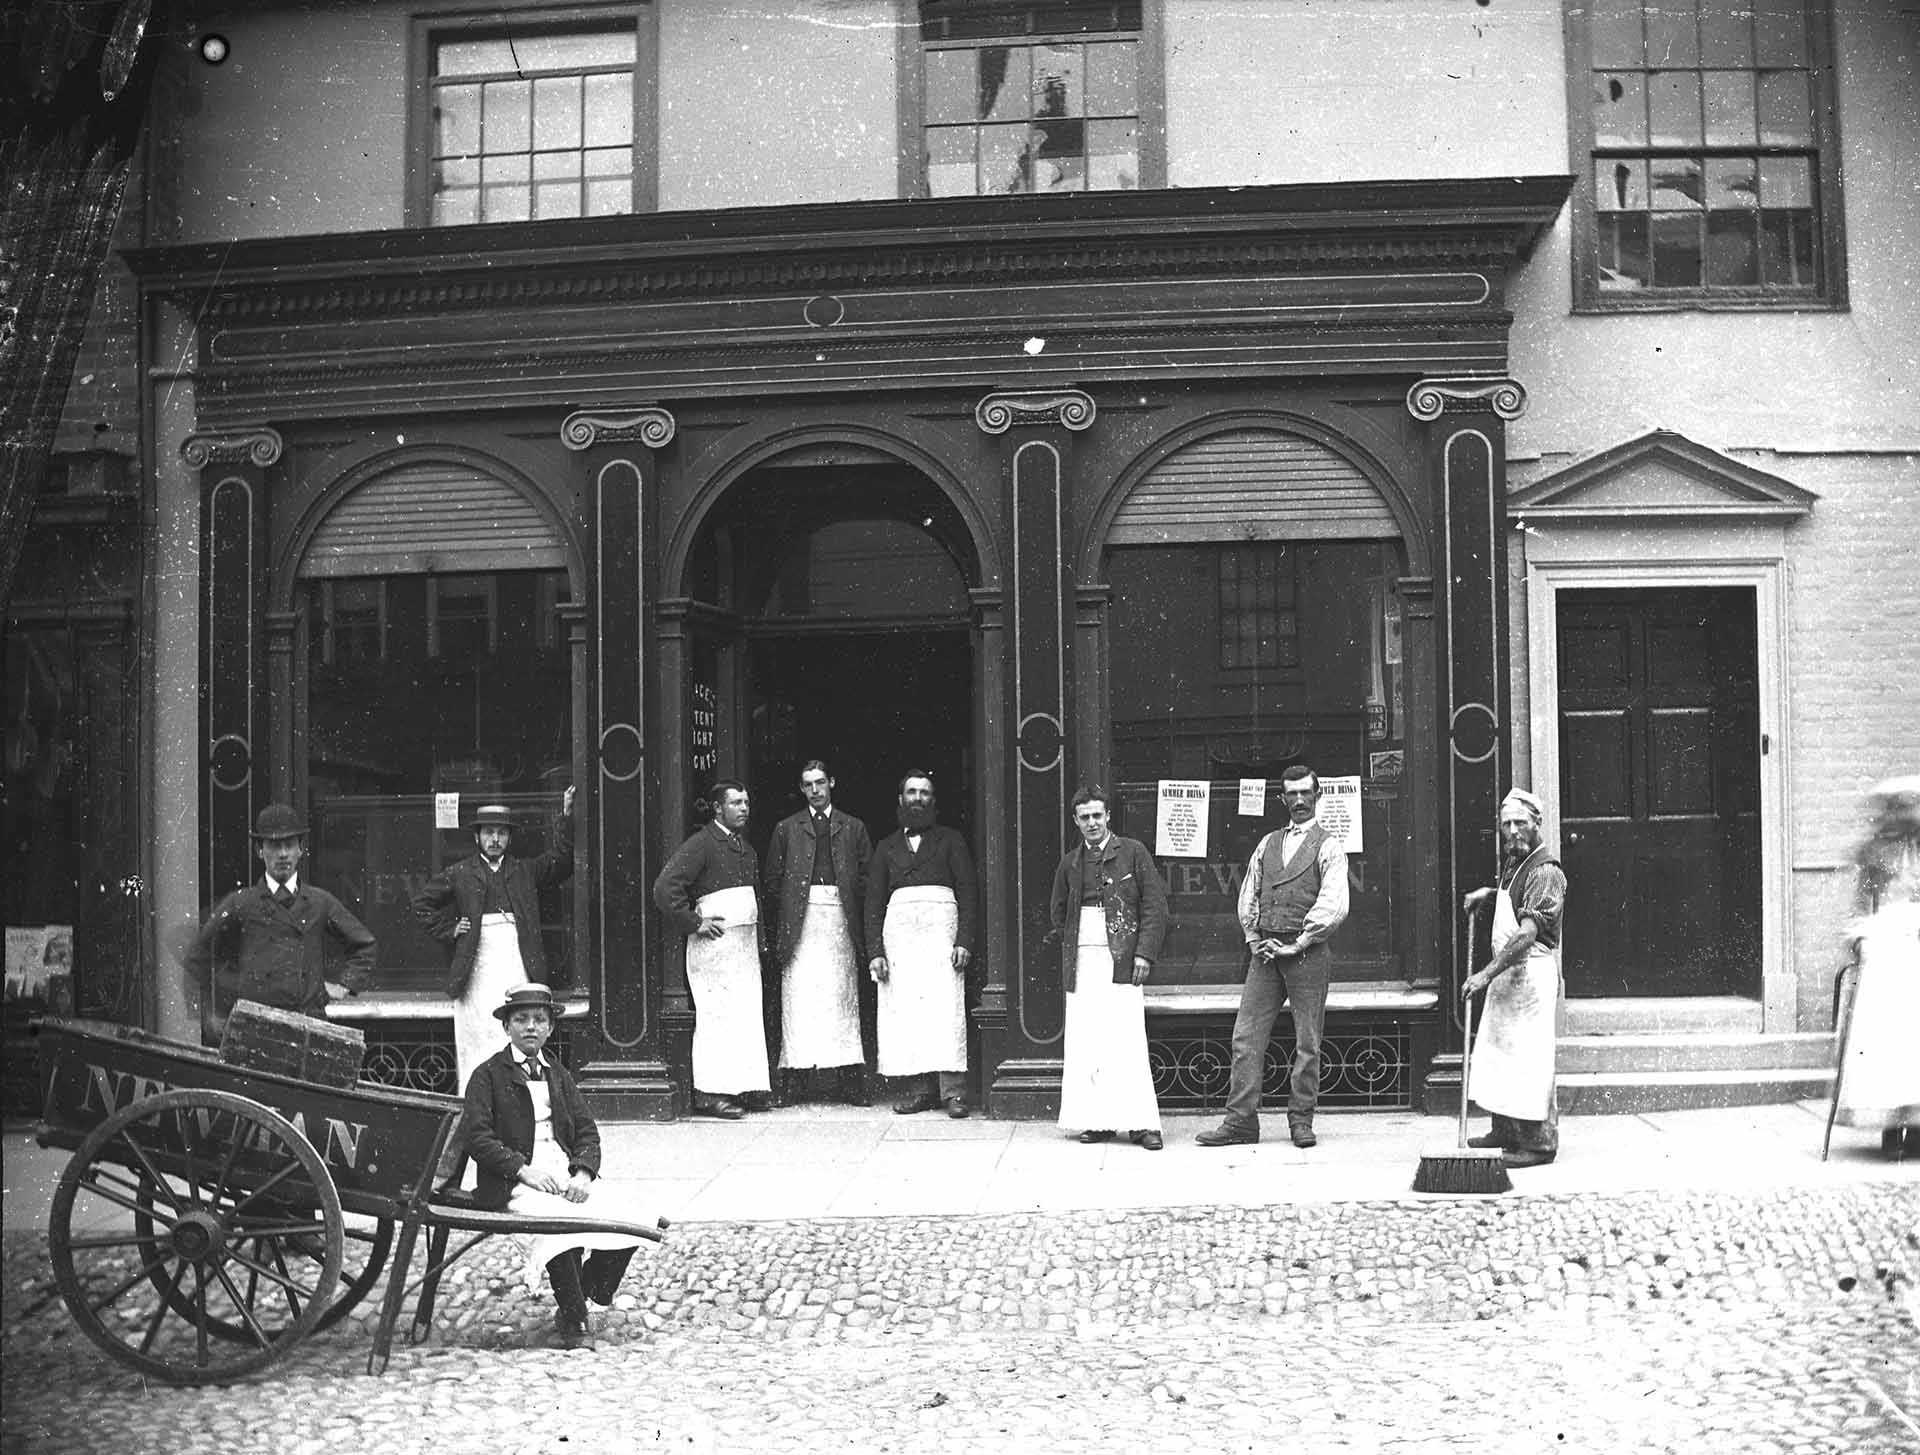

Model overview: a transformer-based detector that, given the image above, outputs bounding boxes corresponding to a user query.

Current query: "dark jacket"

[185,879,376,1020]
[462,1045,602,1211]
[652,821,760,939]
[763,806,872,968]
[1048,834,1169,991]
[412,813,575,998]
[863,823,980,957]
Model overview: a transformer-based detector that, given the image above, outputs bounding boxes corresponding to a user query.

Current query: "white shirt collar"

[265,874,299,893]
[1284,817,1317,836]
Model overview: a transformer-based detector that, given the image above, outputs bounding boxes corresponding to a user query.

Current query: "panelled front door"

[1557,587,1760,998]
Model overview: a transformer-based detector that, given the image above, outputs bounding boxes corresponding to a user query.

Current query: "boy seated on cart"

[462,982,659,1347]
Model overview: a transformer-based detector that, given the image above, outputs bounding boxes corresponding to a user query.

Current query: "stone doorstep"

[1557,1068,1835,1116]
[1557,1032,1838,1074]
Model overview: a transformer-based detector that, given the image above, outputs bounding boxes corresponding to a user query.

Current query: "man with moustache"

[1051,784,1169,1151]
[413,788,576,1093]
[653,780,771,1119]
[864,770,979,1117]
[1197,764,1349,1149]
[762,759,873,1106]
[1460,787,1567,1168]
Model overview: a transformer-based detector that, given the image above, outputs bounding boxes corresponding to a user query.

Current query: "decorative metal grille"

[1146,1019,1413,1110]
[358,1024,575,1097]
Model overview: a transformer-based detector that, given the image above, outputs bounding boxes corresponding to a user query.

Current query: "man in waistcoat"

[186,802,377,1040]
[762,759,873,1106]
[1197,764,1349,1149]
[1460,787,1567,1168]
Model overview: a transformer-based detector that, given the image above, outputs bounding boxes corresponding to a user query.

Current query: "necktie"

[524,1057,543,1081]
[273,884,293,907]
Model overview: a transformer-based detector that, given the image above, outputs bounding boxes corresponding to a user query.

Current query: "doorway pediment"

[1510,430,1818,523]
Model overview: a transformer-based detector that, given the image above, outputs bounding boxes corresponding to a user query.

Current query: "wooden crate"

[219,1000,366,1088]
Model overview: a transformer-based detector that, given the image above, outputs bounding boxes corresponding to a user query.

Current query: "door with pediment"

[1557,587,1761,998]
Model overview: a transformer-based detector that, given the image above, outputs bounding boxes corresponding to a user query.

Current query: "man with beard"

[1197,765,1349,1149]
[414,788,575,1092]
[653,780,771,1119]
[864,770,979,1117]
[1459,787,1566,1168]
[762,759,873,1106]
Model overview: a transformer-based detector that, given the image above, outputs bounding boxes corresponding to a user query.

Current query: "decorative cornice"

[1405,376,1520,422]
[181,428,283,468]
[560,407,676,451]
[1406,378,1527,422]
[975,389,1096,435]
[125,177,1573,331]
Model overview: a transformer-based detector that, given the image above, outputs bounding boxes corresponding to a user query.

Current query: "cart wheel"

[133,1183,394,1340]
[49,1089,345,1384]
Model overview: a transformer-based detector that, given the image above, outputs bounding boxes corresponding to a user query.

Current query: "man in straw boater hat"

[463,982,660,1348]
[185,802,376,1039]
[413,787,576,1094]
[1459,787,1567,1169]
[652,780,771,1118]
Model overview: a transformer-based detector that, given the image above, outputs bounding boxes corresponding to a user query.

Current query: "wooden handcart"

[33,1017,665,1385]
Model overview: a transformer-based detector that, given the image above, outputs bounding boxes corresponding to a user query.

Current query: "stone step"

[1556,1033,1837,1075]
[1555,1068,1834,1116]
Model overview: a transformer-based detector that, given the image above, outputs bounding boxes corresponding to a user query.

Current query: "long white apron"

[1835,898,1920,1128]
[509,1080,657,1294]
[684,885,770,1096]
[453,915,520,1093]
[1058,906,1162,1133]
[877,886,967,1076]
[779,885,865,1069]
[1468,887,1559,1120]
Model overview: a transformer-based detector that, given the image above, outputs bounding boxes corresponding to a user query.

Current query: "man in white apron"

[653,780,771,1118]
[1461,787,1567,1168]
[762,759,873,1106]
[864,771,979,1117]
[414,788,576,1094]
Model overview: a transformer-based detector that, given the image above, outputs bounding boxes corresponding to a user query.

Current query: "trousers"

[1221,942,1330,1127]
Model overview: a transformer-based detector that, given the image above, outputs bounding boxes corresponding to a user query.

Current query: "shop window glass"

[427,21,639,225]
[305,568,573,989]
[1106,541,1407,985]
[1572,0,1841,307]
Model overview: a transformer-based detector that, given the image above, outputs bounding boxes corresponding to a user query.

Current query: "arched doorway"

[1094,421,1425,1109]
[684,454,979,844]
[291,458,580,1013]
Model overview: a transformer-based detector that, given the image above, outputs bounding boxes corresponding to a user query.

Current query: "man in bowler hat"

[184,802,377,1039]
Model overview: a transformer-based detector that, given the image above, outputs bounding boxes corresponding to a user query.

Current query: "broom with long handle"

[1412,900,1512,1195]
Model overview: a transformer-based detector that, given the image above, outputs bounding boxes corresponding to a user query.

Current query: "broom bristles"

[1411,1147,1512,1195]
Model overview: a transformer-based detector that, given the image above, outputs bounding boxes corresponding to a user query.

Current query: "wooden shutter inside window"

[1110,429,1398,544]
[299,463,564,577]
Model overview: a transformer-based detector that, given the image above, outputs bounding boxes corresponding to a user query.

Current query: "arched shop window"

[298,461,574,990]
[1103,428,1409,986]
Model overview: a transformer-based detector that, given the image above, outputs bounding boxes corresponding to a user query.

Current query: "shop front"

[136,177,1568,1117]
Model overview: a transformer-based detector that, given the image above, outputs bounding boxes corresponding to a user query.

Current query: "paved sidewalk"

[7,1098,1913,1237]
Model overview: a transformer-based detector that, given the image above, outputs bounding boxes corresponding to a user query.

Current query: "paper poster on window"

[1155,779,1211,859]
[1237,778,1267,816]
[435,792,461,830]
[1317,776,1363,854]
[1367,750,1404,785]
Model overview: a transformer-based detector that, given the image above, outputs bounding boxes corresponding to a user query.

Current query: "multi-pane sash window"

[1217,546,1299,672]
[1577,0,1839,304]
[429,26,636,225]
[922,2,1143,196]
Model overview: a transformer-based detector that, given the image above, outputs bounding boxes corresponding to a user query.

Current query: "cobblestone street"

[6,1183,1918,1454]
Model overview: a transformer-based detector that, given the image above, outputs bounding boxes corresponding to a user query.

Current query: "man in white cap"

[414,787,576,1092]
[1460,787,1567,1168]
